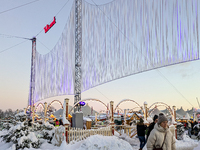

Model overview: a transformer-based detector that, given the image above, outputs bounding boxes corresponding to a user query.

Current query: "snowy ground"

[0,130,199,150]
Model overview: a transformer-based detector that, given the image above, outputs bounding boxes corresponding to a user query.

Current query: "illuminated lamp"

[79,101,86,106]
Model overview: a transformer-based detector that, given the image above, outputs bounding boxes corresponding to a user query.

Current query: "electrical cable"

[0,0,40,15]
[37,39,51,51]
[35,0,71,37]
[0,40,28,54]
[0,33,31,40]
[94,88,111,102]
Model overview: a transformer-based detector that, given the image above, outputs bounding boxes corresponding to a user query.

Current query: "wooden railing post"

[124,109,127,125]
[95,112,97,125]
[44,102,47,123]
[32,106,35,124]
[173,106,177,139]
[64,98,70,143]
[110,101,114,135]
[144,102,148,120]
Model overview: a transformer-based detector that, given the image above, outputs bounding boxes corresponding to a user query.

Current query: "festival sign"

[44,17,56,33]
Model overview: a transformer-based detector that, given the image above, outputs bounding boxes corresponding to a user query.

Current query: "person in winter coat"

[146,113,176,150]
[59,119,63,126]
[187,120,192,138]
[146,115,158,141]
[55,119,59,127]
[137,118,147,150]
[28,118,32,127]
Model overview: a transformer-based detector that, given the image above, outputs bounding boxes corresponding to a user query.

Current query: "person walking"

[147,113,176,150]
[146,115,158,141]
[187,120,192,138]
[55,119,59,127]
[137,118,147,150]
[59,119,63,126]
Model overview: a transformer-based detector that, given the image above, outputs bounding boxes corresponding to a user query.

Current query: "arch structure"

[69,98,107,113]
[148,102,173,116]
[26,104,36,112]
[35,103,45,112]
[115,107,123,113]
[47,100,63,111]
[114,99,144,114]
[26,105,31,110]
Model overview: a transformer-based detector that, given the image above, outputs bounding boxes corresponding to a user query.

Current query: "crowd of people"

[136,113,176,150]
[183,120,198,137]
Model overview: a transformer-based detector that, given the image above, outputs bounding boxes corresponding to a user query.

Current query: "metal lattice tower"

[30,37,36,107]
[74,0,82,111]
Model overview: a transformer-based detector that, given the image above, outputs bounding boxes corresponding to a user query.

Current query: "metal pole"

[29,37,36,109]
[74,0,82,112]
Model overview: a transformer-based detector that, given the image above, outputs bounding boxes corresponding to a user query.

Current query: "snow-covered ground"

[0,130,199,150]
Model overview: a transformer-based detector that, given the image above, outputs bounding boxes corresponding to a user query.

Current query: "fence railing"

[52,125,112,146]
[68,126,112,143]
[114,125,136,137]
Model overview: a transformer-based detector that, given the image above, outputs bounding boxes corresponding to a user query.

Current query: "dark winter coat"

[59,119,63,126]
[28,119,32,127]
[147,122,156,140]
[137,123,147,136]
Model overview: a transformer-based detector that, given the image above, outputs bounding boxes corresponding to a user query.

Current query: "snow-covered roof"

[83,117,92,121]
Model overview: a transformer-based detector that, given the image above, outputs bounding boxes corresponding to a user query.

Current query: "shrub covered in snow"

[39,122,55,143]
[0,113,56,150]
[1,122,42,149]
[15,112,26,122]
[2,122,13,130]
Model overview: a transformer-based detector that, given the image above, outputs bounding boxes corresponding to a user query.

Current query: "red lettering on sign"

[44,17,56,33]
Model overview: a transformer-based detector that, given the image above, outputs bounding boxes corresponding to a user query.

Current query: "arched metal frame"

[69,98,107,113]
[26,105,31,110]
[114,99,144,114]
[115,107,123,113]
[148,102,173,116]
[47,100,63,111]
[35,103,45,112]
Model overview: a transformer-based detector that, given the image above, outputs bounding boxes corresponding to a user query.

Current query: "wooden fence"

[114,125,137,137]
[68,126,112,143]
[52,126,112,146]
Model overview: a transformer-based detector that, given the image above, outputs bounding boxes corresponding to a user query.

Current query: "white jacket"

[146,123,176,150]
[187,121,191,128]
